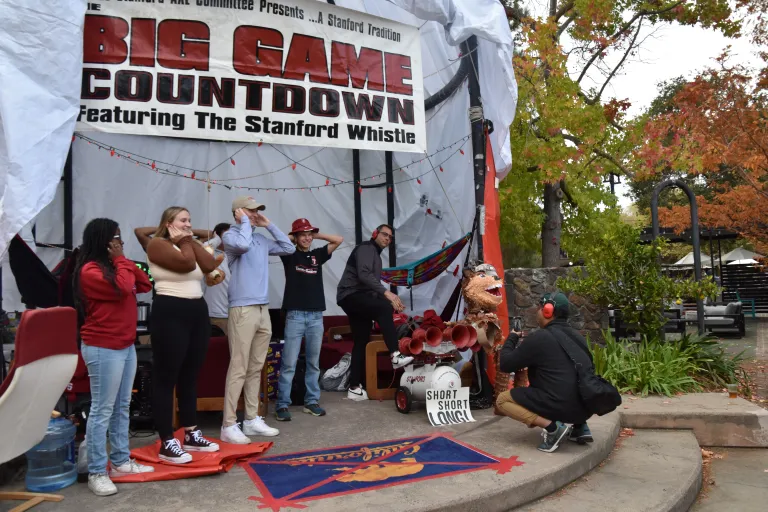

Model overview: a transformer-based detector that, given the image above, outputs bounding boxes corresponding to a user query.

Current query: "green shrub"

[676,333,747,389]
[590,331,748,396]
[591,332,699,396]
[558,222,718,340]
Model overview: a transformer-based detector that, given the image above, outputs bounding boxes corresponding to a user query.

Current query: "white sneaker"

[347,386,369,401]
[221,423,252,444]
[243,417,280,437]
[88,473,117,496]
[110,459,155,477]
[391,351,414,369]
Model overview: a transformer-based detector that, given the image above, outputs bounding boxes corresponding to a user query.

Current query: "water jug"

[25,417,77,492]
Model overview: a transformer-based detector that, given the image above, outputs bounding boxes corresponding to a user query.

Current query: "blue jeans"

[277,310,323,409]
[81,343,136,474]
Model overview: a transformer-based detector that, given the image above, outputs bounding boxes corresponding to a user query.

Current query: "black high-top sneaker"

[159,438,192,464]
[183,429,220,452]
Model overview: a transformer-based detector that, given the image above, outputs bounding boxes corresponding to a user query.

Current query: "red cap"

[290,218,319,235]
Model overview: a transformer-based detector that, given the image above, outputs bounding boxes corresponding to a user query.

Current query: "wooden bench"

[173,366,269,428]
[365,340,397,400]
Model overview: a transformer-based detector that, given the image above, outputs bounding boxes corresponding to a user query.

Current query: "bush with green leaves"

[590,331,748,397]
[558,222,718,341]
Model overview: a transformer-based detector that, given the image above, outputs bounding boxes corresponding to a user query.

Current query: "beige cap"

[231,196,266,212]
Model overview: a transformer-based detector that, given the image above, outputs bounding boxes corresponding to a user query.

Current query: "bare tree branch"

[591,19,643,104]
[554,0,575,21]
[560,179,577,205]
[576,0,685,84]
[557,12,578,39]
[558,133,635,178]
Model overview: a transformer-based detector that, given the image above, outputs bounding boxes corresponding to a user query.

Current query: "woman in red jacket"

[74,219,154,496]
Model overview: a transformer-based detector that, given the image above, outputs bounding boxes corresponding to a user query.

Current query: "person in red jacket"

[74,219,154,496]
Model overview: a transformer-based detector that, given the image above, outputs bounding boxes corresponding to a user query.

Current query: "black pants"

[150,295,210,440]
[338,292,398,388]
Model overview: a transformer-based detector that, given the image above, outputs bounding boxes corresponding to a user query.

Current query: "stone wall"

[504,267,608,343]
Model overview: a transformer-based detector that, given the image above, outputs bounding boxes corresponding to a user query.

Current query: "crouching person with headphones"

[496,292,594,453]
[336,224,414,401]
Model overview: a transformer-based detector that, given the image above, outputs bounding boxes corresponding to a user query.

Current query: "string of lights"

[73,133,470,192]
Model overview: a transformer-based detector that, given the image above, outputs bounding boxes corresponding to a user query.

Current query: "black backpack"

[548,326,622,416]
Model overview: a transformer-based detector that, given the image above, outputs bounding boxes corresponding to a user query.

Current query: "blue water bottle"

[25,416,77,492]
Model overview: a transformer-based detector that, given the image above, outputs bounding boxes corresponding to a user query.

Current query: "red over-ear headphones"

[371,229,379,240]
[540,296,556,319]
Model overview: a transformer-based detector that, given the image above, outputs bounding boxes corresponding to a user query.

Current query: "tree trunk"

[541,182,562,267]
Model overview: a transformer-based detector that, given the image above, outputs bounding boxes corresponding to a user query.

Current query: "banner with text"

[77,0,426,153]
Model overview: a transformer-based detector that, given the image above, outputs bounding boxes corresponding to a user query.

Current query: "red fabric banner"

[482,133,509,385]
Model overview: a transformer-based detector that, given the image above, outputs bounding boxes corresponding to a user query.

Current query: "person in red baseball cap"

[275,219,343,421]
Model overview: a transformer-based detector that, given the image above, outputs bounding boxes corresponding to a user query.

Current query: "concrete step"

[619,393,768,447]
[14,394,622,512]
[516,430,703,512]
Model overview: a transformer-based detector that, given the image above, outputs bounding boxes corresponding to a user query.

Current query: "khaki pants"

[223,305,271,426]
[210,317,228,334]
[496,390,540,427]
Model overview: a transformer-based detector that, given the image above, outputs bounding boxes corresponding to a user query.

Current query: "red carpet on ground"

[111,430,271,483]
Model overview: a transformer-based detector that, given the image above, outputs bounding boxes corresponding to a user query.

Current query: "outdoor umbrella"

[722,247,763,262]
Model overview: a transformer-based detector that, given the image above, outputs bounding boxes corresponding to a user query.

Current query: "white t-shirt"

[202,239,231,318]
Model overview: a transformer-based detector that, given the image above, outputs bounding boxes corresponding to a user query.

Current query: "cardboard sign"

[77,0,425,152]
[426,388,475,427]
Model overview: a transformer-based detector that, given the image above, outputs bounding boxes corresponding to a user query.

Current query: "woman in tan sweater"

[147,206,220,464]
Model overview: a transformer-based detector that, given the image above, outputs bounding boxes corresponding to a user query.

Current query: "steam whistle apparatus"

[394,324,477,414]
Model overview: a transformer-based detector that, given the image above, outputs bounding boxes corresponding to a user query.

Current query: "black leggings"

[150,295,210,440]
[338,292,398,388]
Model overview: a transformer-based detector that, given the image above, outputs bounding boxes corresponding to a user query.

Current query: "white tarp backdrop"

[77,0,428,153]
[0,0,87,259]
[1,0,517,316]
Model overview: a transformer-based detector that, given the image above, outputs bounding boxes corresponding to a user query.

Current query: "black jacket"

[499,319,593,424]
[336,241,386,303]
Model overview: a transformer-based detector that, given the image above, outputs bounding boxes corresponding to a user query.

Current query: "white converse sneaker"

[158,438,192,464]
[221,423,252,444]
[110,459,155,477]
[243,417,280,437]
[347,386,369,401]
[391,351,414,369]
[88,473,118,496]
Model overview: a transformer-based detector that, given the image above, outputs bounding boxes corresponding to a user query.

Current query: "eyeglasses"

[113,235,122,240]
[379,232,393,240]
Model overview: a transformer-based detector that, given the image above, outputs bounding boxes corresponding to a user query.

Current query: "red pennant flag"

[325,178,330,186]
[151,161,156,169]
[439,166,444,172]
[71,135,75,142]
[358,186,362,193]
[442,241,447,248]
[230,158,235,165]
[191,171,196,179]
[257,141,263,147]
[292,163,297,170]
[459,149,465,155]
[417,178,422,184]
[388,186,392,193]
[110,149,115,157]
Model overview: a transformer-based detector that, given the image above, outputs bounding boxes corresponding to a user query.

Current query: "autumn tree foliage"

[500,0,742,267]
[634,56,768,253]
